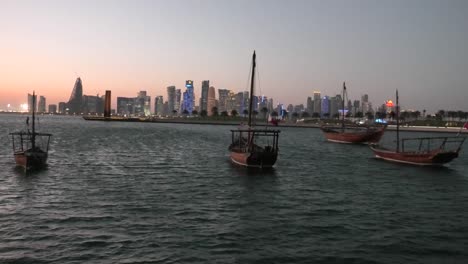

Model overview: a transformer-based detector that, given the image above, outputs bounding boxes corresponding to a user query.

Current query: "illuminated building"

[321,96,330,117]
[117,97,135,116]
[182,80,195,113]
[218,89,230,113]
[134,91,151,116]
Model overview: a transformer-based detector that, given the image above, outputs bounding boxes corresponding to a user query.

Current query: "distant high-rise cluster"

[35,77,381,119]
[55,77,105,115]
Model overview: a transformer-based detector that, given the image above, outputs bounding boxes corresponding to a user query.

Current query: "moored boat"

[9,91,52,171]
[370,90,465,166]
[321,82,386,144]
[229,51,280,168]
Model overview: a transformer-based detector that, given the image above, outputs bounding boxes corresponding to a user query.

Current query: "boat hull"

[322,126,386,144]
[370,146,459,166]
[230,150,278,168]
[14,151,48,171]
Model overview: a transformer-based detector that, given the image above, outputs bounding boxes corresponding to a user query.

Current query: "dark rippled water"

[1,114,468,264]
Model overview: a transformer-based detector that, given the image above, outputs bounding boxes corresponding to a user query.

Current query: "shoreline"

[82,116,468,134]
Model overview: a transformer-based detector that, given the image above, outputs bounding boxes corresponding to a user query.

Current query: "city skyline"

[1,0,468,113]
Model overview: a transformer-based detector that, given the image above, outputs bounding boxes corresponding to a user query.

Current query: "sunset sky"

[1,0,467,113]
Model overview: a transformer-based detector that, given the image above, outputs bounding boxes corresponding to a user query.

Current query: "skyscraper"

[200,80,209,113]
[117,97,135,116]
[182,80,195,113]
[27,93,36,113]
[313,91,321,114]
[167,86,176,114]
[361,94,369,113]
[38,96,46,113]
[207,86,216,116]
[321,96,330,118]
[134,91,151,116]
[155,96,164,116]
[175,89,181,114]
[306,97,313,114]
[218,89,230,113]
[67,77,83,114]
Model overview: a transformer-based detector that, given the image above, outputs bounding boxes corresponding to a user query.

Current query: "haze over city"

[1,0,467,113]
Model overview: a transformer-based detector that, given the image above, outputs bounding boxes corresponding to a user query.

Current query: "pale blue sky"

[1,0,467,113]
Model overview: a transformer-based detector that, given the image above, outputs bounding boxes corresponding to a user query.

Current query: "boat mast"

[396,89,399,152]
[342,82,346,129]
[248,51,256,128]
[31,91,36,150]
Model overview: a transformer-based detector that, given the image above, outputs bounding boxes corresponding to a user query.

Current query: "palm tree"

[191,110,198,116]
[200,110,208,117]
[182,109,189,116]
[243,109,249,119]
[301,112,310,118]
[221,111,228,117]
[172,110,178,116]
[423,109,426,118]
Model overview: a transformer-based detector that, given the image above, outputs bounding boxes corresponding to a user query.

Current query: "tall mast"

[32,91,36,149]
[248,51,256,127]
[342,82,346,129]
[396,89,399,152]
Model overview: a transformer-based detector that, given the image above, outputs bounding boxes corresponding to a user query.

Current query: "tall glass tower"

[182,80,195,113]
[67,77,83,114]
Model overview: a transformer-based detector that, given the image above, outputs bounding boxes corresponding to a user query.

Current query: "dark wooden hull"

[321,126,386,144]
[369,145,459,166]
[14,151,48,171]
[230,150,278,168]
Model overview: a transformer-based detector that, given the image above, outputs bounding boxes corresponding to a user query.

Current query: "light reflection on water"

[0,114,467,264]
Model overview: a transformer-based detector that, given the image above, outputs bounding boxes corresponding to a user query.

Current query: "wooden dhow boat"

[321,82,386,144]
[370,90,465,166]
[228,51,280,168]
[9,91,52,171]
